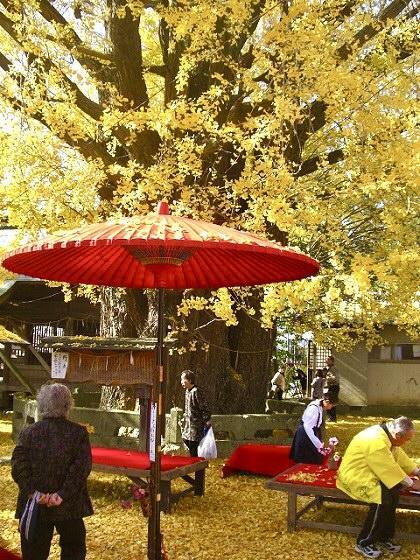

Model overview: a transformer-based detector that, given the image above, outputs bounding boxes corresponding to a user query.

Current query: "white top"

[271,371,286,391]
[302,399,324,450]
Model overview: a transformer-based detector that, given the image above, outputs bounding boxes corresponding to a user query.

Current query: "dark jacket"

[325,365,340,387]
[181,386,211,442]
[11,417,93,520]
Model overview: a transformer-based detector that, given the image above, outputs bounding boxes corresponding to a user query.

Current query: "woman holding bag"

[180,370,212,457]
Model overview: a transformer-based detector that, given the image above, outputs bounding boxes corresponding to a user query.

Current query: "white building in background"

[335,326,420,407]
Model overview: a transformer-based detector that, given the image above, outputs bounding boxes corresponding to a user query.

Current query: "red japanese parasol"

[3,202,318,288]
[2,201,319,560]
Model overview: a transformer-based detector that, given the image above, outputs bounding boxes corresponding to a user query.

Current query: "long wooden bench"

[266,463,420,543]
[91,447,208,514]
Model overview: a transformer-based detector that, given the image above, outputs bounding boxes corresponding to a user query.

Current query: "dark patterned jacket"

[11,417,93,520]
[181,386,211,442]
[325,365,340,388]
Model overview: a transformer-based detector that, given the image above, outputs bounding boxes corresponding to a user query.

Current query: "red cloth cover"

[0,548,21,560]
[274,464,415,496]
[221,444,295,478]
[91,447,203,471]
[275,463,337,487]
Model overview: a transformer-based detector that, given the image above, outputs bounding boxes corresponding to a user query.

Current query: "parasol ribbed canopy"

[2,202,319,289]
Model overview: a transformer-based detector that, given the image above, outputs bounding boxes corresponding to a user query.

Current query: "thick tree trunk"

[163,291,275,414]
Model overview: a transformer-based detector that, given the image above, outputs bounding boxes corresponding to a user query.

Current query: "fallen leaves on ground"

[0,415,419,559]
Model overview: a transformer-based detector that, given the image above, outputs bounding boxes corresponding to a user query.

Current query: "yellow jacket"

[337,424,416,504]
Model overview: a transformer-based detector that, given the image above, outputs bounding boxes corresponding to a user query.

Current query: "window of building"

[369,343,420,362]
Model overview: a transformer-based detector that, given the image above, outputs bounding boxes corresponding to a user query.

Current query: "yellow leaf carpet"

[1,415,419,560]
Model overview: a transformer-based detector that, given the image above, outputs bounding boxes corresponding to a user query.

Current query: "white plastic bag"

[197,426,217,459]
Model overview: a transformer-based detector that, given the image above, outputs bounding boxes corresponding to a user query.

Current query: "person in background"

[269,368,286,400]
[324,356,340,421]
[289,395,338,464]
[337,417,420,559]
[294,368,308,396]
[311,369,325,399]
[180,370,211,457]
[11,383,93,560]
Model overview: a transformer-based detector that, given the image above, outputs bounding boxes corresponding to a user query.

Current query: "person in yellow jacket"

[337,417,420,559]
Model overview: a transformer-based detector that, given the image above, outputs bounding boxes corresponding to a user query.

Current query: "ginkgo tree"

[0,0,418,411]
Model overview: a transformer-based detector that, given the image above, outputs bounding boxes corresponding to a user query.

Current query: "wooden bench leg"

[194,468,205,496]
[160,480,171,514]
[287,491,297,532]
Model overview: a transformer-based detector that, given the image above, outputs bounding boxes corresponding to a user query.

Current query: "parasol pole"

[148,287,165,559]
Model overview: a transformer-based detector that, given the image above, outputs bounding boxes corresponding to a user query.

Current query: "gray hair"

[37,383,74,419]
[389,416,415,436]
[181,370,196,384]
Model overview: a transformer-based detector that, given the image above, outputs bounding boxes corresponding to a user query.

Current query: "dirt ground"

[1,414,419,560]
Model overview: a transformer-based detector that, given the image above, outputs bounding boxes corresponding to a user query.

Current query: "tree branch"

[33,0,111,65]
[147,64,166,77]
[0,11,104,122]
[0,50,11,71]
[294,149,345,178]
[245,0,414,151]
[337,0,413,60]
[283,100,328,164]
[109,2,149,107]
[233,0,269,61]
[0,0,112,78]
[288,0,415,162]
[0,52,114,166]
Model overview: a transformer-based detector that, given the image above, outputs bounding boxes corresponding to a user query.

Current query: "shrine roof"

[41,335,174,350]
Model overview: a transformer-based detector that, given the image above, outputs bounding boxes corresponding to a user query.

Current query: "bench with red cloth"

[0,548,21,560]
[266,463,420,543]
[221,444,296,478]
[91,447,208,513]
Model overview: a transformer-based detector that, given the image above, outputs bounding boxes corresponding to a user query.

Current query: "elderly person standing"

[180,370,211,457]
[11,383,93,560]
[337,417,420,559]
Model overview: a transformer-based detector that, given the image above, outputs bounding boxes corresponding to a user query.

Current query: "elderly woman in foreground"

[11,383,93,560]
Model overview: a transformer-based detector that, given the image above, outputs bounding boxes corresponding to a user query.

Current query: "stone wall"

[13,395,299,457]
